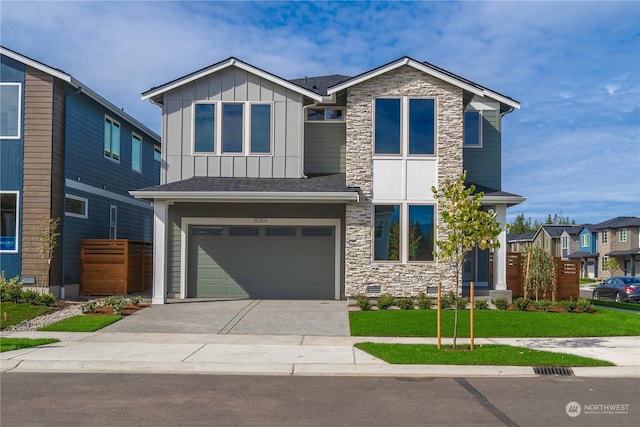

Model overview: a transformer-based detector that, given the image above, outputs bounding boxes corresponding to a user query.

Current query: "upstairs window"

[601,230,608,244]
[561,235,568,249]
[464,110,482,147]
[154,146,161,162]
[374,97,435,155]
[581,233,590,248]
[65,194,88,219]
[0,83,21,139]
[131,133,142,173]
[194,103,215,153]
[104,116,120,161]
[222,103,243,153]
[619,228,627,242]
[306,108,345,122]
[250,104,272,153]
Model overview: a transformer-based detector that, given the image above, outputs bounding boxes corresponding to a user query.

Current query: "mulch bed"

[91,304,149,316]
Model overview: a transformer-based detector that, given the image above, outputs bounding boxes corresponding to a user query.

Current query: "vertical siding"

[463,109,501,189]
[304,123,346,174]
[161,66,304,183]
[21,66,54,286]
[0,55,25,278]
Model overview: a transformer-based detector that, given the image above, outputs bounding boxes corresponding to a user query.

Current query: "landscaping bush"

[556,298,577,313]
[377,294,395,310]
[81,301,97,314]
[37,293,55,306]
[396,297,414,310]
[0,273,24,303]
[22,289,40,304]
[474,299,490,310]
[416,292,432,310]
[103,296,126,314]
[440,291,455,309]
[514,297,531,311]
[456,297,469,310]
[130,296,144,306]
[533,299,554,312]
[493,297,509,310]
[575,298,596,313]
[356,295,372,311]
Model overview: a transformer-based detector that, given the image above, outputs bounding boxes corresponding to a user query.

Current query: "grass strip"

[349,309,640,337]
[0,303,53,329]
[591,300,640,312]
[355,342,614,366]
[38,315,122,332]
[0,338,59,353]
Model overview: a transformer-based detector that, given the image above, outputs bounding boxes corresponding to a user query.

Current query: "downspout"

[58,86,83,299]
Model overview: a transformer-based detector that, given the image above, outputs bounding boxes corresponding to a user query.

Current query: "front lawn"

[0,303,53,329]
[38,315,122,332]
[591,300,640,312]
[354,343,614,367]
[349,309,640,337]
[0,338,59,353]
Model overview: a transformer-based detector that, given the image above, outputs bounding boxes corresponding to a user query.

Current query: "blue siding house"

[566,226,598,278]
[0,46,160,298]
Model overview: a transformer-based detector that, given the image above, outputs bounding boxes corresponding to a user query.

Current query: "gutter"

[129,190,360,203]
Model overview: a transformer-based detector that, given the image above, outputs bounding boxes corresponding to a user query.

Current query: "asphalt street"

[1,373,638,427]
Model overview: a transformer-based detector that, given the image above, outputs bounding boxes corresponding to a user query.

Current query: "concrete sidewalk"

[1,332,638,378]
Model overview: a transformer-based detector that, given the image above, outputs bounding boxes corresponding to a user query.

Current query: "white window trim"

[192,101,274,156]
[153,145,161,162]
[131,132,142,173]
[109,205,117,239]
[64,194,88,219]
[0,82,22,140]
[373,96,437,158]
[601,230,608,244]
[581,234,590,247]
[180,217,341,300]
[304,107,346,123]
[104,115,121,163]
[619,227,627,242]
[562,235,568,250]
[0,190,20,253]
[463,109,483,148]
[371,202,437,264]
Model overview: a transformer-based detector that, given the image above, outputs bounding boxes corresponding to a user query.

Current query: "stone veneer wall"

[344,66,464,297]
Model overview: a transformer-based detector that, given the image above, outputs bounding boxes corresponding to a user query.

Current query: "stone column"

[152,200,168,305]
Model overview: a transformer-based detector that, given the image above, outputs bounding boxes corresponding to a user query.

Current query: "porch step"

[461,288,491,297]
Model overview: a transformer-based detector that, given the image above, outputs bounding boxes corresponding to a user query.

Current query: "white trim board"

[66,179,152,210]
[180,217,342,300]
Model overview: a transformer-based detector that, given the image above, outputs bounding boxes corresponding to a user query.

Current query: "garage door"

[187,225,335,299]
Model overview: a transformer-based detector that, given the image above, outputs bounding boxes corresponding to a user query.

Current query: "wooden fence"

[490,253,579,300]
[81,240,152,295]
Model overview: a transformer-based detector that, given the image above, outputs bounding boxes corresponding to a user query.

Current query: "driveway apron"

[100,300,350,336]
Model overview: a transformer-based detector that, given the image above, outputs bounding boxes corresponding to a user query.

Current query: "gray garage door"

[188,225,335,299]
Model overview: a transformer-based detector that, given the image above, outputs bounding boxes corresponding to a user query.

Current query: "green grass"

[592,300,640,312]
[349,309,640,337]
[580,278,598,284]
[354,343,614,366]
[38,315,122,332]
[0,303,53,329]
[0,337,59,353]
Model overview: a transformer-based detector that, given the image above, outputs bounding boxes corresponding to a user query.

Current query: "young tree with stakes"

[432,171,502,349]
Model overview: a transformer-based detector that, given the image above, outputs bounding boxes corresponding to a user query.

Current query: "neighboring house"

[0,46,160,297]
[565,225,598,278]
[591,216,640,277]
[532,225,576,258]
[506,231,535,252]
[131,56,524,304]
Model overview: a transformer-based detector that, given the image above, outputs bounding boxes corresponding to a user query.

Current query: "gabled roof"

[560,225,585,236]
[326,56,520,110]
[289,75,352,96]
[1,46,160,142]
[141,57,325,104]
[507,231,536,243]
[130,173,360,203]
[591,216,640,230]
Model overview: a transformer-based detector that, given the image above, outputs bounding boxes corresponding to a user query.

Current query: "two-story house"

[0,46,160,298]
[532,225,577,258]
[564,225,598,278]
[132,57,524,304]
[507,231,535,253]
[592,216,640,277]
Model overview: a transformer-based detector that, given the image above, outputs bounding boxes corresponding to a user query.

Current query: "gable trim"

[142,57,324,102]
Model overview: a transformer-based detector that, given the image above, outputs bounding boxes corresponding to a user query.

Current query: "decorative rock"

[4,304,84,332]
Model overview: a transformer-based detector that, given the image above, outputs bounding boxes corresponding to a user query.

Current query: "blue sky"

[2,0,639,224]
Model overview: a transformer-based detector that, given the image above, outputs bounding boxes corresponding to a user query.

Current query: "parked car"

[592,276,640,302]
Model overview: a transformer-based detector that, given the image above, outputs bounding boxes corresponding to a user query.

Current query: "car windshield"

[621,277,640,284]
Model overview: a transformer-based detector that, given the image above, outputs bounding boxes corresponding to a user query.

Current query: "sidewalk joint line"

[181,343,207,362]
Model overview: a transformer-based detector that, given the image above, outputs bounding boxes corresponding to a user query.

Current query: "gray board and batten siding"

[162,66,305,182]
[304,122,346,174]
[166,203,347,298]
[463,108,501,190]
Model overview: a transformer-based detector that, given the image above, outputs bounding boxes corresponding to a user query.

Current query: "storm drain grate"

[533,366,574,376]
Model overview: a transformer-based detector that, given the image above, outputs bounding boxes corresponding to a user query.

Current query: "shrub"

[377,294,395,310]
[129,296,144,306]
[533,299,554,312]
[103,296,126,314]
[556,298,577,313]
[456,297,469,310]
[575,298,595,313]
[22,289,40,304]
[416,292,432,310]
[356,295,372,311]
[474,299,490,310]
[396,297,414,310]
[0,273,24,303]
[37,293,56,306]
[440,291,455,309]
[81,301,97,314]
[493,297,509,310]
[514,297,531,311]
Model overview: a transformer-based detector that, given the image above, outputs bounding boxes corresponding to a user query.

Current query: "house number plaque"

[253,218,268,223]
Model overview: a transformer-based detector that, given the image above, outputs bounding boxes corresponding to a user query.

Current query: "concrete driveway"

[100,299,350,336]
